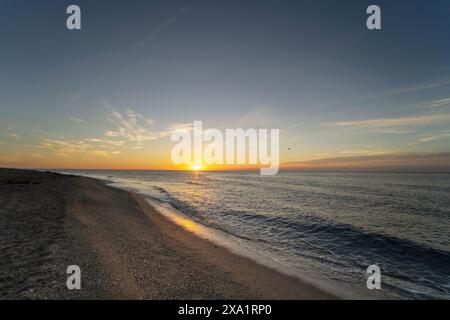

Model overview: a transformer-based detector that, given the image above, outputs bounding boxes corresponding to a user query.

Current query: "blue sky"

[1,0,450,170]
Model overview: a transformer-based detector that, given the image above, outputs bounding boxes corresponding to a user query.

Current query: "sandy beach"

[0,168,335,300]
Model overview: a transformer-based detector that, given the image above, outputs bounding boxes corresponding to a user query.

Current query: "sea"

[55,170,450,299]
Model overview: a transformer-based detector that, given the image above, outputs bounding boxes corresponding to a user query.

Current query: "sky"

[1,0,450,171]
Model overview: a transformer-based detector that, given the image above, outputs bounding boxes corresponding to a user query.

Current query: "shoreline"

[0,168,336,299]
[143,196,347,298]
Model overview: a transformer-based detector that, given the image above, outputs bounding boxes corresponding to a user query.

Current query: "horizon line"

[2,167,450,174]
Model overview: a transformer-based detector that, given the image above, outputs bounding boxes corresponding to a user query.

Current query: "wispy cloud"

[101,98,166,148]
[385,79,450,96]
[69,117,88,124]
[418,132,450,143]
[358,78,450,102]
[407,131,450,146]
[419,97,450,109]
[38,138,91,156]
[38,138,121,158]
[65,90,85,109]
[136,6,191,49]
[370,128,416,134]
[330,113,450,128]
[166,122,194,132]
[7,133,20,139]
[336,148,395,156]
[31,99,191,156]
[84,138,125,146]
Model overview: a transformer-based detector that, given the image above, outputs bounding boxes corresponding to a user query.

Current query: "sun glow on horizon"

[191,164,204,171]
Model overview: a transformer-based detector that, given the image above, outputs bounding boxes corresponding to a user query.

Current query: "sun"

[191,164,204,171]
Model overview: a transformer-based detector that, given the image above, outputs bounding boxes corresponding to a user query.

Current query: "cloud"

[369,128,416,134]
[7,133,19,139]
[166,122,194,132]
[69,117,88,124]
[419,97,450,109]
[65,90,84,109]
[101,98,165,148]
[407,131,450,146]
[330,113,450,128]
[136,6,191,49]
[32,99,200,156]
[84,138,124,146]
[336,148,395,156]
[418,132,450,143]
[92,151,109,157]
[358,78,450,102]
[385,79,450,96]
[125,108,143,119]
[38,137,123,157]
[39,138,91,153]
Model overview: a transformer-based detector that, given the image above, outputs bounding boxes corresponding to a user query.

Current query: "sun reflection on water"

[173,215,200,234]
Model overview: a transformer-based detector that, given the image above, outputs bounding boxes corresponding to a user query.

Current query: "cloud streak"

[7,133,20,139]
[408,131,450,146]
[385,79,450,96]
[101,98,165,148]
[38,138,121,158]
[419,97,450,109]
[69,117,88,124]
[331,113,450,128]
[136,6,190,49]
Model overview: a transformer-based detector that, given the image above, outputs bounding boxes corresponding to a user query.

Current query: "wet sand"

[0,168,335,299]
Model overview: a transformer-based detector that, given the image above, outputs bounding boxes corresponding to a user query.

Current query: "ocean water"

[56,170,450,299]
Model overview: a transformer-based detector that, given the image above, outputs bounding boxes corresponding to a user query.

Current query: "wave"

[63,170,450,299]
[146,186,450,298]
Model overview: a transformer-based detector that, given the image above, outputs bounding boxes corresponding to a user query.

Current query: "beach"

[0,168,334,300]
